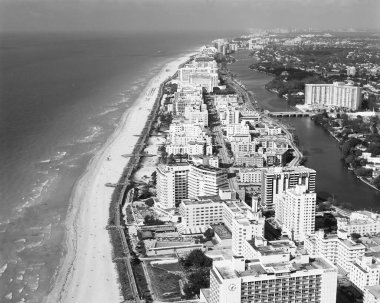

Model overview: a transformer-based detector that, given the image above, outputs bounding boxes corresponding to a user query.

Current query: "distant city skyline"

[0,0,379,33]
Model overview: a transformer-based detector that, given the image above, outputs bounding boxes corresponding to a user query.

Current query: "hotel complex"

[130,43,380,303]
[305,82,362,110]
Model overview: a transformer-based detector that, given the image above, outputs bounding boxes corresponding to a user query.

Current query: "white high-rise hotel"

[275,185,316,242]
[305,82,362,110]
[156,163,228,209]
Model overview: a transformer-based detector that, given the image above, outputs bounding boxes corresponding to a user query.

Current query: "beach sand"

[46,53,194,303]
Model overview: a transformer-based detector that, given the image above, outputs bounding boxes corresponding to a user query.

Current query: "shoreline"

[45,52,197,303]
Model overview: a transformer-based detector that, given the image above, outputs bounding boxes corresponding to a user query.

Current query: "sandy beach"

[46,53,195,303]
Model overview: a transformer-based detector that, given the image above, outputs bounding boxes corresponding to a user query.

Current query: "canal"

[229,51,380,211]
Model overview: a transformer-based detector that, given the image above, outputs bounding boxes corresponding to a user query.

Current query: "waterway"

[229,51,380,211]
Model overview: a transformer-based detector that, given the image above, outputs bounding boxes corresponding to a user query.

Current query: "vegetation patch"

[147,262,183,301]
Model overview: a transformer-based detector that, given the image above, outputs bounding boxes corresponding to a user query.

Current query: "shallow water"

[0,30,235,302]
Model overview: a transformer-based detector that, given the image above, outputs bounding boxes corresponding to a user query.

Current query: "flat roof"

[181,199,222,206]
[240,257,335,277]
[366,285,380,298]
[212,224,232,240]
[215,264,239,279]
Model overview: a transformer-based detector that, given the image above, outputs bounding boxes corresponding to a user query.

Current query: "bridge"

[268,111,313,117]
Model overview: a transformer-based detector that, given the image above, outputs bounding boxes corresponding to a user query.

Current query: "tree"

[183,268,210,299]
[203,228,214,241]
[145,198,154,207]
[374,176,380,190]
[150,171,157,186]
[180,249,213,269]
[354,168,372,178]
[143,214,165,226]
[341,138,361,157]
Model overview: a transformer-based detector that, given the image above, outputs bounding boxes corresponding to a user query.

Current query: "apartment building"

[232,218,265,257]
[305,82,362,110]
[188,165,229,198]
[238,168,262,184]
[275,185,316,242]
[348,255,380,292]
[226,123,250,137]
[179,196,263,234]
[179,198,224,230]
[337,211,380,236]
[212,94,239,109]
[231,141,256,155]
[261,166,316,210]
[304,230,366,273]
[184,105,209,126]
[234,154,264,168]
[156,163,190,209]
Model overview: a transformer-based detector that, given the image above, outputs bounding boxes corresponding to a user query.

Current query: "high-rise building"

[261,166,316,210]
[305,82,362,110]
[156,163,190,209]
[201,255,338,303]
[188,165,229,198]
[275,185,316,241]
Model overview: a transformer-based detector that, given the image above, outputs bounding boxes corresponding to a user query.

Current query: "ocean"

[0,30,239,302]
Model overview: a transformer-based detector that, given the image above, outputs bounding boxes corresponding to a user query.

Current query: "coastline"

[45,52,196,303]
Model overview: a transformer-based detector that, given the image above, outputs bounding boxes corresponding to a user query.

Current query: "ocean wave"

[93,107,120,118]
[76,125,104,144]
[4,292,12,300]
[13,175,58,219]
[24,271,40,292]
[0,263,8,277]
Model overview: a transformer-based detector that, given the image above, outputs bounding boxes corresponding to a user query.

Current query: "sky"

[0,0,379,33]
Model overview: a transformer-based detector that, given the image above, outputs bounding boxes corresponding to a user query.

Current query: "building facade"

[261,166,316,210]
[188,165,229,198]
[275,185,316,242]
[305,82,362,110]
[156,163,190,209]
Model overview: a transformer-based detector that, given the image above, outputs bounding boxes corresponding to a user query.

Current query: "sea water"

[0,30,238,302]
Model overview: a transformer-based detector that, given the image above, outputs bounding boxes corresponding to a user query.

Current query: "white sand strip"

[46,52,196,303]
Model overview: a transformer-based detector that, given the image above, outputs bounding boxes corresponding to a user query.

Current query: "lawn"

[146,261,183,301]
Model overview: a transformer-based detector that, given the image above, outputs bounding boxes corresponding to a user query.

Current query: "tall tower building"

[156,163,190,209]
[275,185,316,241]
[261,166,316,210]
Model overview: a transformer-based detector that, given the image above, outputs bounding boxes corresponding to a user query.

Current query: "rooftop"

[366,285,380,299]
[240,257,334,277]
[215,264,239,279]
[212,224,232,240]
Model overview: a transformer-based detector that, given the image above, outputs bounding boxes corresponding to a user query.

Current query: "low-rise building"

[337,211,380,236]
[349,255,380,292]
[304,229,366,273]
[238,168,262,184]
[234,154,264,168]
